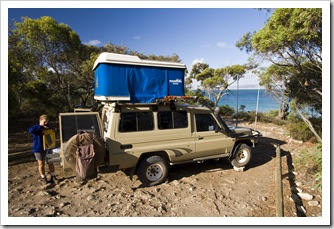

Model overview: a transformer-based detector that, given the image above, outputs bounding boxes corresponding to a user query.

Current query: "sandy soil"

[6,121,322,224]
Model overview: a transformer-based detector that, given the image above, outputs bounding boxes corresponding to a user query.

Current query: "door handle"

[198,136,204,140]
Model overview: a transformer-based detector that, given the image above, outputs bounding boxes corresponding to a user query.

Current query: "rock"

[233,166,244,172]
[37,191,47,197]
[86,195,96,201]
[170,180,180,186]
[297,192,314,201]
[297,205,306,214]
[308,201,319,206]
[295,181,302,187]
[296,187,303,193]
[289,194,302,204]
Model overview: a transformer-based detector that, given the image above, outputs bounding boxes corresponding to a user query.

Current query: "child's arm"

[28,124,44,134]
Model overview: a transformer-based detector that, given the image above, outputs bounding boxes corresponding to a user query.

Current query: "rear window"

[119,112,154,132]
[61,114,101,142]
[158,111,188,130]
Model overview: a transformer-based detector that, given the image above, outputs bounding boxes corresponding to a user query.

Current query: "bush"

[294,144,322,191]
[219,105,235,116]
[288,114,314,142]
[313,144,322,190]
[267,110,279,118]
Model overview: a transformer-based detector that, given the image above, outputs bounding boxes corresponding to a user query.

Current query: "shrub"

[313,144,322,190]
[267,110,279,119]
[294,144,322,191]
[287,114,314,141]
[219,105,235,116]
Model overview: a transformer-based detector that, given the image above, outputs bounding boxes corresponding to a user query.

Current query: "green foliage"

[8,86,20,119]
[313,144,322,190]
[287,114,314,142]
[189,62,248,109]
[185,89,214,109]
[236,8,322,141]
[218,105,235,116]
[294,144,322,191]
[239,105,246,112]
[266,110,279,118]
[8,16,184,121]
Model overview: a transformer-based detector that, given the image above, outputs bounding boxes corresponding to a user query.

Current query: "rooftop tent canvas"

[93,53,186,103]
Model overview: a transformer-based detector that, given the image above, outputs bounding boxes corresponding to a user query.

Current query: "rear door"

[59,112,103,169]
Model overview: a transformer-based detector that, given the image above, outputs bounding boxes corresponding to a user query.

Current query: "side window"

[119,112,153,132]
[174,111,188,128]
[158,111,172,129]
[158,111,188,129]
[195,114,218,132]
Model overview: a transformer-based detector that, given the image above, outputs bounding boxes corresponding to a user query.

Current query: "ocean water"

[214,89,279,112]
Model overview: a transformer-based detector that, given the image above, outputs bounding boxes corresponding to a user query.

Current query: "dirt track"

[6,121,322,224]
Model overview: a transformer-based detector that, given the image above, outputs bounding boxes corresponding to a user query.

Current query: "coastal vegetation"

[236,8,322,142]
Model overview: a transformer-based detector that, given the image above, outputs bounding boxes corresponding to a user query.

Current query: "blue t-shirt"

[28,124,45,153]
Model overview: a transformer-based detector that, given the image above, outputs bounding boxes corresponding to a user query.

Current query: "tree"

[9,16,90,115]
[9,16,185,119]
[188,62,246,110]
[236,8,322,142]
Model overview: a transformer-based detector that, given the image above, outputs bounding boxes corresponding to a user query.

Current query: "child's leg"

[48,163,55,174]
[37,160,45,177]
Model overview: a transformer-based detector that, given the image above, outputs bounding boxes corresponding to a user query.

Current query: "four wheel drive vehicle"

[58,100,261,186]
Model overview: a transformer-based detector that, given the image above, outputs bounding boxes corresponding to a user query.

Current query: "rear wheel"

[137,155,169,186]
[231,144,252,168]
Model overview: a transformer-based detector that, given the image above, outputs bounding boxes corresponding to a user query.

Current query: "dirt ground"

[6,121,322,224]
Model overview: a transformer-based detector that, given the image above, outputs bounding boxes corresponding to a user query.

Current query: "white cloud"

[192,58,205,66]
[217,41,227,48]
[85,40,102,46]
[133,35,141,40]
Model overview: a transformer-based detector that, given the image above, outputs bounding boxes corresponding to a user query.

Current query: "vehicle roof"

[93,52,186,70]
[103,102,212,112]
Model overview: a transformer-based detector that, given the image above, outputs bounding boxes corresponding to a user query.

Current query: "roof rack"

[101,96,198,106]
[155,96,198,103]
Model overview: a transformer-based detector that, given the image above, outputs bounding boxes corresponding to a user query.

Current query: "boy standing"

[28,114,58,184]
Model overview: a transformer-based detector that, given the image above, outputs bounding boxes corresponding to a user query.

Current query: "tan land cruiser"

[57,99,261,186]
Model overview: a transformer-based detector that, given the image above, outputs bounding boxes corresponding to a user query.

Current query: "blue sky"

[7,6,272,89]
[3,0,330,90]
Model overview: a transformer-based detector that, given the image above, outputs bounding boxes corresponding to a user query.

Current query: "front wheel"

[231,144,252,168]
[137,155,169,187]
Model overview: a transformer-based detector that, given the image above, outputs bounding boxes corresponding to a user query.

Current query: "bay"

[215,89,279,112]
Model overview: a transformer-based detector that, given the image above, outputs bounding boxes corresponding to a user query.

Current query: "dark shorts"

[34,151,46,161]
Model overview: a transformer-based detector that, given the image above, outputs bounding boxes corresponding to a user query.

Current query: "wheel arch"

[229,139,253,161]
[134,151,170,174]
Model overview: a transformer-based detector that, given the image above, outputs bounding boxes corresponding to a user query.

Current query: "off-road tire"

[137,155,169,187]
[231,143,252,168]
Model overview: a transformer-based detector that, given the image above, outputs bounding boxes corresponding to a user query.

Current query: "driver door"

[194,113,233,158]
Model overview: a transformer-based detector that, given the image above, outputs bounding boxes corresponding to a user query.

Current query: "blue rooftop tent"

[93,53,187,103]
